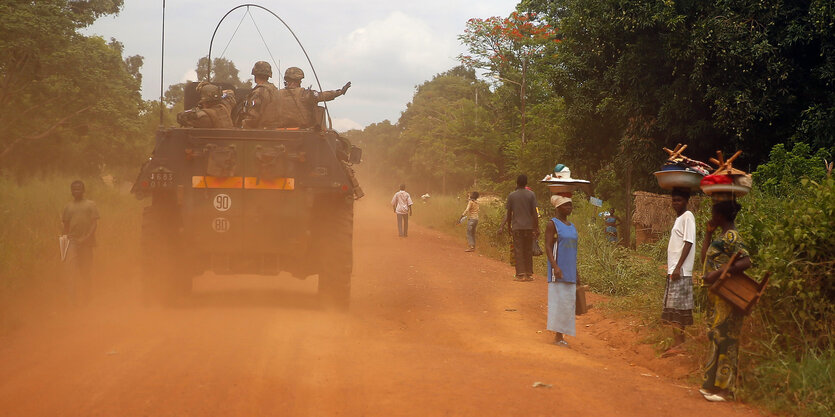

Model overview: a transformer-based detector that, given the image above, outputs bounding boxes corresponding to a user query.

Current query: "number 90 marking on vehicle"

[213,194,231,211]
[212,217,230,233]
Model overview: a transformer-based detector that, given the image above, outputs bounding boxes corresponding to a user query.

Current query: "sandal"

[702,393,728,402]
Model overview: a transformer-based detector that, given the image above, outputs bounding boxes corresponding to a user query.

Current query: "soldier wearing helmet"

[177,82,236,128]
[238,61,281,129]
[276,66,351,129]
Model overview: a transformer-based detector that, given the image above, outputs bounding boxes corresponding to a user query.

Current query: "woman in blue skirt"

[544,194,580,346]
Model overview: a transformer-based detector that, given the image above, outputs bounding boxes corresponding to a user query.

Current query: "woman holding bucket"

[544,193,579,346]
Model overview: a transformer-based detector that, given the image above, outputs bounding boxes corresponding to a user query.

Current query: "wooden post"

[626,167,633,248]
[520,58,527,149]
[442,140,447,195]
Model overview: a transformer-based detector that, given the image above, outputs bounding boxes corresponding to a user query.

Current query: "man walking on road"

[499,175,539,281]
[391,184,413,237]
[62,180,99,306]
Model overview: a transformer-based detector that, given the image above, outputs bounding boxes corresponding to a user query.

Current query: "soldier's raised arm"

[313,81,351,103]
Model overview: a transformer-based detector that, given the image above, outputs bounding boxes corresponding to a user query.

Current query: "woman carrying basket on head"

[544,194,580,347]
[698,199,752,402]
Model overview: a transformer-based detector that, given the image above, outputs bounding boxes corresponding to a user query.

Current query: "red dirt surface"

[0,200,767,417]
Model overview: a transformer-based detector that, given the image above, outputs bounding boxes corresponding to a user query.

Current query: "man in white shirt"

[663,189,696,351]
[391,184,413,237]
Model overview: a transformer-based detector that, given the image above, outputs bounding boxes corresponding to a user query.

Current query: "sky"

[84,1,519,131]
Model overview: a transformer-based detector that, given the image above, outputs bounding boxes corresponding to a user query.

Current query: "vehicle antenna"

[159,0,166,126]
[246,9,280,83]
[208,3,333,129]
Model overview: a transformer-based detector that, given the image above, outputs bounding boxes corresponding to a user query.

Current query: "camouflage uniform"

[276,67,349,129]
[239,61,281,129]
[177,83,235,128]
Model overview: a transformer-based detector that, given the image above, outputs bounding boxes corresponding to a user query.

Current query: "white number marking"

[212,217,230,233]
[213,194,231,211]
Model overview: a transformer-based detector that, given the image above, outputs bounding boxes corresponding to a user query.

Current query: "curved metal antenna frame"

[207,3,332,130]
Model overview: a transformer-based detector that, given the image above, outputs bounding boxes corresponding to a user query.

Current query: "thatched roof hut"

[632,191,702,237]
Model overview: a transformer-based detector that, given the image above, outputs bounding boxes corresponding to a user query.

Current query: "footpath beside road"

[0,199,766,417]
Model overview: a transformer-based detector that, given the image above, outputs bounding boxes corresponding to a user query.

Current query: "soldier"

[276,67,351,129]
[176,82,235,128]
[238,61,281,129]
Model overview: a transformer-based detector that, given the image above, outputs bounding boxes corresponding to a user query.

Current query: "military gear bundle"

[197,82,222,104]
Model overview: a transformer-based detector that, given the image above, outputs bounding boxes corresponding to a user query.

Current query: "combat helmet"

[284,67,305,82]
[197,82,222,104]
[251,61,272,78]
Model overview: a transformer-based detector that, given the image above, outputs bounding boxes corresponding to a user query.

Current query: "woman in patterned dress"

[699,199,752,402]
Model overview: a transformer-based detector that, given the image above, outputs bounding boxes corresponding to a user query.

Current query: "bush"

[752,143,831,196]
[739,179,835,349]
[0,176,142,293]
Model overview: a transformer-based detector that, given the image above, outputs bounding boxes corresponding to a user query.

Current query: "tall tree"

[0,0,149,174]
[349,67,505,193]
[459,12,559,150]
[163,57,251,108]
[521,0,835,169]
[197,56,252,89]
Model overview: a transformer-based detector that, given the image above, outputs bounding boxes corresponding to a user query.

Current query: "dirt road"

[0,200,764,417]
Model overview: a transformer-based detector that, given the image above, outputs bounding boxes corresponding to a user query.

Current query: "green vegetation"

[0,2,252,178]
[0,176,141,295]
[0,0,148,176]
[1,0,832,415]
[411,194,510,265]
[735,179,834,417]
[752,143,832,196]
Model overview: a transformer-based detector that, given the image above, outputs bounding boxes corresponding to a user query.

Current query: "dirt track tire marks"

[316,194,353,310]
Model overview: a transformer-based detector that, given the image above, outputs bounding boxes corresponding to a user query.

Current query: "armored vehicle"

[132,81,363,308]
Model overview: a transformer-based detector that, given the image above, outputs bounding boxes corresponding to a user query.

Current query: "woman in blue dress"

[544,194,580,346]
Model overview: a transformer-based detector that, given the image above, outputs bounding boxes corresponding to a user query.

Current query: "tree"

[522,0,835,168]
[459,12,559,149]
[348,67,505,194]
[163,57,251,108]
[0,0,149,174]
[197,56,251,89]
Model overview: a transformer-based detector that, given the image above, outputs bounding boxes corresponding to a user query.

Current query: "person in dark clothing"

[62,180,99,306]
[498,175,539,281]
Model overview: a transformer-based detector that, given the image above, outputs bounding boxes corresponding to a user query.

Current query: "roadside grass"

[0,176,142,331]
[411,194,515,269]
[409,191,833,417]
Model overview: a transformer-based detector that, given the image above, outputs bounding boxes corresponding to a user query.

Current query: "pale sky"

[85,1,518,131]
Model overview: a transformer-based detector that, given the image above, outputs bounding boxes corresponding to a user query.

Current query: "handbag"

[532,240,544,256]
[575,285,589,315]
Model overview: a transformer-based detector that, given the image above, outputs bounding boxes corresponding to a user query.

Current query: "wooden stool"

[709,251,771,315]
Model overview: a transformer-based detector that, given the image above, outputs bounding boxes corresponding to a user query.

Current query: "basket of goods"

[700,150,752,197]
[653,144,710,191]
[540,164,590,193]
